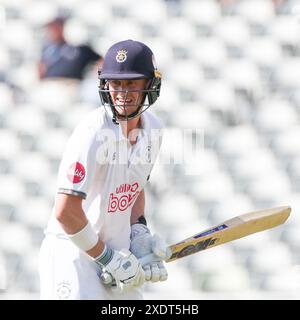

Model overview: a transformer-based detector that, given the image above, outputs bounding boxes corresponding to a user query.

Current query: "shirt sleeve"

[80,45,101,63]
[56,124,99,199]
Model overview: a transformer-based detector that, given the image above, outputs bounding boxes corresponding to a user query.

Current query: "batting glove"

[95,245,145,293]
[129,223,170,282]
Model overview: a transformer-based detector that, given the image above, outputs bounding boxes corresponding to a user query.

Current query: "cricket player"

[39,40,169,300]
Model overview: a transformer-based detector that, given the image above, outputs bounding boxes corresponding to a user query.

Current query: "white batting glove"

[130,223,169,282]
[95,245,145,293]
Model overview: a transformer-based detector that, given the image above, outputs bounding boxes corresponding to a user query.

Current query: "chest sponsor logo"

[108,182,139,213]
[67,162,86,184]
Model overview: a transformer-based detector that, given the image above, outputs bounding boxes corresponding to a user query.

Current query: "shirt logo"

[122,261,132,270]
[116,50,128,63]
[67,162,86,184]
[56,281,72,299]
[108,182,139,213]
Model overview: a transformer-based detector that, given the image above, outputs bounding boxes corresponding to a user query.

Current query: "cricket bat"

[101,206,291,284]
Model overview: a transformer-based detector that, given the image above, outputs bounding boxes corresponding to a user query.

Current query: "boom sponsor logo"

[108,182,140,213]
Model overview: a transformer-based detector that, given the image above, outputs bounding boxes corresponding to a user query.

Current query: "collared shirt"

[45,107,163,251]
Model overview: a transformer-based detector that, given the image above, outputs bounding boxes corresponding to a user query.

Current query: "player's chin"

[115,106,138,116]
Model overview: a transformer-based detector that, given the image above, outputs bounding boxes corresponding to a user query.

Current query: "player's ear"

[147,76,161,105]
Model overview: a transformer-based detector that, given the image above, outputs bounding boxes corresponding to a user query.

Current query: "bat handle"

[100,253,164,286]
[100,271,114,285]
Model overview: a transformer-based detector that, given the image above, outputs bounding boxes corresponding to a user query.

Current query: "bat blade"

[101,206,291,285]
[140,206,291,265]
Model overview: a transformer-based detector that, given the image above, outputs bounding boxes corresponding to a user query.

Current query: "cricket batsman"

[39,40,169,299]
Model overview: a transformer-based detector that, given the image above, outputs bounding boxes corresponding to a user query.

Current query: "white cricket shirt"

[45,107,163,251]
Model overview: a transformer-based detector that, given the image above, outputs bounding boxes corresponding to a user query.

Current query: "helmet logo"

[116,50,128,63]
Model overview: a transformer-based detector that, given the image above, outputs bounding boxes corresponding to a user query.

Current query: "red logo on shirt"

[108,182,140,213]
[67,162,86,183]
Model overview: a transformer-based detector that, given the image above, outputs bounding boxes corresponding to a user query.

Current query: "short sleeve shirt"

[45,108,163,250]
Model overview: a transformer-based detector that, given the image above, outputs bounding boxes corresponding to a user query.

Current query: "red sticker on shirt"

[67,162,86,184]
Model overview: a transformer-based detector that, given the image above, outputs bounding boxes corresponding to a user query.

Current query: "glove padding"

[130,224,169,282]
[95,247,145,293]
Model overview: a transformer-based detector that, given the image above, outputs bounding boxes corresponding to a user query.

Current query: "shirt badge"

[67,162,86,184]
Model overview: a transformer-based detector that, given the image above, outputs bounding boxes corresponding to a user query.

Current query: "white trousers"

[39,235,143,300]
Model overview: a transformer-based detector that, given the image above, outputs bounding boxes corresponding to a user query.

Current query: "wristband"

[68,221,98,251]
[137,215,147,226]
[94,244,114,266]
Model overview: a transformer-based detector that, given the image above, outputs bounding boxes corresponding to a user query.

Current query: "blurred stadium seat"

[17,198,51,229]
[0,222,32,255]
[201,265,250,292]
[1,0,299,300]
[30,81,79,112]
[130,0,168,25]
[193,38,227,71]
[209,194,254,225]
[271,16,300,48]
[23,1,58,26]
[272,126,300,158]
[216,17,250,49]
[190,246,236,275]
[191,171,235,204]
[73,0,111,28]
[229,148,279,181]
[162,18,196,48]
[104,19,143,43]
[36,129,70,159]
[0,252,7,291]
[183,0,221,28]
[236,0,275,28]
[145,263,194,297]
[157,193,202,230]
[215,125,261,158]
[246,242,293,275]
[245,172,292,205]
[7,104,47,137]
[254,99,298,133]
[261,267,300,292]
[200,80,236,114]
[0,130,20,163]
[246,38,282,69]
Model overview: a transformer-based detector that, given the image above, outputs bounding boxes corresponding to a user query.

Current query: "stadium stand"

[1,0,300,299]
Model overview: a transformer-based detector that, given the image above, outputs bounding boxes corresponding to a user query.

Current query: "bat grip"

[100,253,164,285]
[100,271,114,285]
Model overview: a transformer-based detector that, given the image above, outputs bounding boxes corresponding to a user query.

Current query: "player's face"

[108,79,149,118]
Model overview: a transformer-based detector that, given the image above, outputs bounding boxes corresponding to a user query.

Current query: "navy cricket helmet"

[98,39,161,124]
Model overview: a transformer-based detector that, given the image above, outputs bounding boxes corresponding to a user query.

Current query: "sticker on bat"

[193,224,228,239]
[173,224,228,247]
[170,237,219,260]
